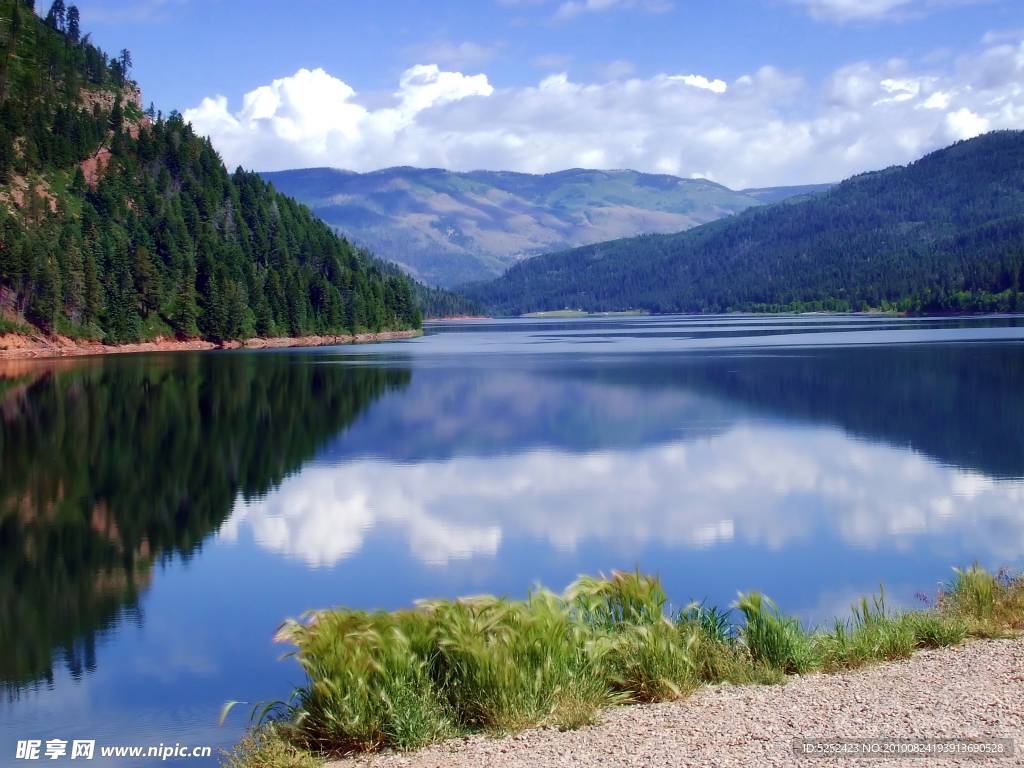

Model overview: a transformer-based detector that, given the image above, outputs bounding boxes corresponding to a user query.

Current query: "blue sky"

[71,0,1024,187]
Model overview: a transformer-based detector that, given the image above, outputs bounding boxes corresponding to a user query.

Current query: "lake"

[2,314,1024,765]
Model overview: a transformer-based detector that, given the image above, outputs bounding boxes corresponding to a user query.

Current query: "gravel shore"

[330,638,1023,768]
[0,329,419,359]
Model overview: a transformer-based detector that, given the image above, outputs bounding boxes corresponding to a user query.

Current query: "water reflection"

[318,341,1024,479]
[227,428,1024,569]
[226,337,1024,579]
[0,355,409,694]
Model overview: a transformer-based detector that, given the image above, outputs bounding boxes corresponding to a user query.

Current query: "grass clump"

[228,564,1024,765]
[938,562,1024,637]
[735,591,816,674]
[258,571,686,758]
[220,723,322,768]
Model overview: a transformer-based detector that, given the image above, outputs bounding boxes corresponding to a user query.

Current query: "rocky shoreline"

[330,637,1023,768]
[0,329,421,360]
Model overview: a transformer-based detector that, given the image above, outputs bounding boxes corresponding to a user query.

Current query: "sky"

[70,0,1024,188]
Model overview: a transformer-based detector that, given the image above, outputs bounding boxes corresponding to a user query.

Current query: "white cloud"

[945,107,991,140]
[781,0,997,23]
[669,73,728,93]
[783,0,916,22]
[185,34,1024,188]
[222,426,1024,569]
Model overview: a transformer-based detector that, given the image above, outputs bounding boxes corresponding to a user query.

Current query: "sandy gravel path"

[331,638,1023,768]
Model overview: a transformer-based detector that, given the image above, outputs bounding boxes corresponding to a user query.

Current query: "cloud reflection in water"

[223,424,1024,568]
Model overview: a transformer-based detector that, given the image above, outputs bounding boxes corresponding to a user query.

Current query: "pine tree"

[66,5,79,41]
[83,249,102,327]
[29,250,61,330]
[45,0,65,32]
[62,239,85,323]
[132,245,161,318]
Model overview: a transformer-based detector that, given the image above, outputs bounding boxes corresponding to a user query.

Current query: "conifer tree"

[45,0,65,32]
[66,5,78,41]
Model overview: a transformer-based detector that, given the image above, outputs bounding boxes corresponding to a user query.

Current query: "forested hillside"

[261,166,767,287]
[460,132,1024,316]
[0,0,428,342]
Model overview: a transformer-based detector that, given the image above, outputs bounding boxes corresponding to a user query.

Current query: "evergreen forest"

[0,0,452,342]
[459,131,1024,316]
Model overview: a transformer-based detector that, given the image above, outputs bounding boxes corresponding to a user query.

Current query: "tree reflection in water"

[0,353,410,695]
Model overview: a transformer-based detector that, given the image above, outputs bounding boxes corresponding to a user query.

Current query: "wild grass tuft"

[228,563,1024,766]
[675,600,733,644]
[816,586,916,671]
[938,562,1024,636]
[734,591,815,674]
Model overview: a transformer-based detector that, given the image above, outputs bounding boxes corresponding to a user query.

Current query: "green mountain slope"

[0,0,430,342]
[459,131,1024,316]
[260,167,774,287]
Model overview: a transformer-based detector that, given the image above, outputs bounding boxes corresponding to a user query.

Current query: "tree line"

[0,0,428,342]
[459,131,1024,317]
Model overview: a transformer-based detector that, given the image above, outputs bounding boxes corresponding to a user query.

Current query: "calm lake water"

[3,315,1024,765]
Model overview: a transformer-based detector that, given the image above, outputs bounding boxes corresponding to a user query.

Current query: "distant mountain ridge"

[457,131,1024,316]
[740,183,836,204]
[260,167,826,287]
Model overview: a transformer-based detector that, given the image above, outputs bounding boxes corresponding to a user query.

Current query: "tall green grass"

[224,564,1024,766]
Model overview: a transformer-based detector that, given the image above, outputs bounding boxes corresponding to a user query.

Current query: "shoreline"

[328,637,1024,768]
[0,329,421,360]
[224,564,1022,768]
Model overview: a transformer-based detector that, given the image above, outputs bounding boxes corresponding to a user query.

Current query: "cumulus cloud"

[185,34,1024,188]
[222,426,1024,569]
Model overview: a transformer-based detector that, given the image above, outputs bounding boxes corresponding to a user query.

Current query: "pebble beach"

[330,638,1024,768]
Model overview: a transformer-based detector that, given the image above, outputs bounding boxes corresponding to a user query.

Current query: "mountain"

[458,131,1024,316]
[259,167,798,287]
[740,183,835,204]
[0,0,436,343]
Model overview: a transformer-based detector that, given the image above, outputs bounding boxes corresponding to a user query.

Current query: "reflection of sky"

[223,425,1024,571]
[8,316,1024,767]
